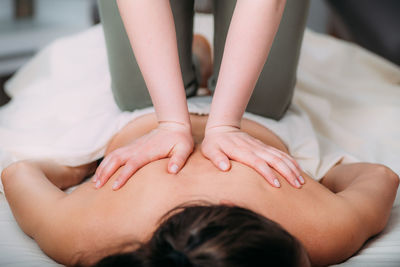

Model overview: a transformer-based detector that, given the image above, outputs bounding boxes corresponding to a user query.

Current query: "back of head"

[93,204,305,267]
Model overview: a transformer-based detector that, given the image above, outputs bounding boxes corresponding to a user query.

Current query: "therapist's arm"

[207,0,286,129]
[115,0,189,125]
[94,0,194,189]
[202,0,304,188]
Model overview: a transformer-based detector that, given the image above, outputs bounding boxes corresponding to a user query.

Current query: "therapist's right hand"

[93,121,194,190]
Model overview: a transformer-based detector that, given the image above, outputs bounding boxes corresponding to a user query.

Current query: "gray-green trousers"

[98,0,309,120]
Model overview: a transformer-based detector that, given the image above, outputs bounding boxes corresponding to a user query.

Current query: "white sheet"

[0,25,399,266]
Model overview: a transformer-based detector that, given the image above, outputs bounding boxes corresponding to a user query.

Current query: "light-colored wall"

[0,0,94,75]
[0,0,92,26]
[0,0,12,20]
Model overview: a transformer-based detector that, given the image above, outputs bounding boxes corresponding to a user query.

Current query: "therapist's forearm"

[117,0,190,126]
[206,0,286,129]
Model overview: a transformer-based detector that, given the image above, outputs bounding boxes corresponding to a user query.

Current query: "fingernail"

[274,179,281,188]
[299,175,305,184]
[219,162,228,171]
[95,180,101,188]
[112,181,119,190]
[170,164,178,173]
[92,174,97,183]
[295,180,301,188]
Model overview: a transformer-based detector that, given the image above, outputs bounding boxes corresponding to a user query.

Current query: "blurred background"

[0,0,399,107]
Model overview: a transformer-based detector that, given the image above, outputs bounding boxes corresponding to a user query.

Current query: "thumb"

[205,148,231,172]
[168,143,193,174]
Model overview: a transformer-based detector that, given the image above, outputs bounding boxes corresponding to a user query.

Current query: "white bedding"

[0,25,399,266]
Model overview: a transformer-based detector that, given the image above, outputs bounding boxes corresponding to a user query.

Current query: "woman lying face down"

[1,113,398,267]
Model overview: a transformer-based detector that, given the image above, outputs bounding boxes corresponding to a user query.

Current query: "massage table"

[0,24,399,266]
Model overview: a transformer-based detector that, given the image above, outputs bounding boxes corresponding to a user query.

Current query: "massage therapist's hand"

[201,125,304,188]
[93,121,194,190]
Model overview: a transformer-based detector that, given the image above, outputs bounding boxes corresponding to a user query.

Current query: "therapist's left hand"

[201,125,304,188]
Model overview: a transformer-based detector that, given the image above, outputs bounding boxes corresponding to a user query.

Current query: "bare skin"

[2,114,399,266]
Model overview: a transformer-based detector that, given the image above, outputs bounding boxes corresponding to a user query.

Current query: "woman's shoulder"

[241,118,288,153]
[106,113,289,156]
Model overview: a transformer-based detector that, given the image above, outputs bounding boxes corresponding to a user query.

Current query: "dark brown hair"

[92,204,305,267]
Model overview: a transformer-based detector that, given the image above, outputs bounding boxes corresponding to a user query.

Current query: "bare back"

[5,113,396,266]
[49,114,359,265]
